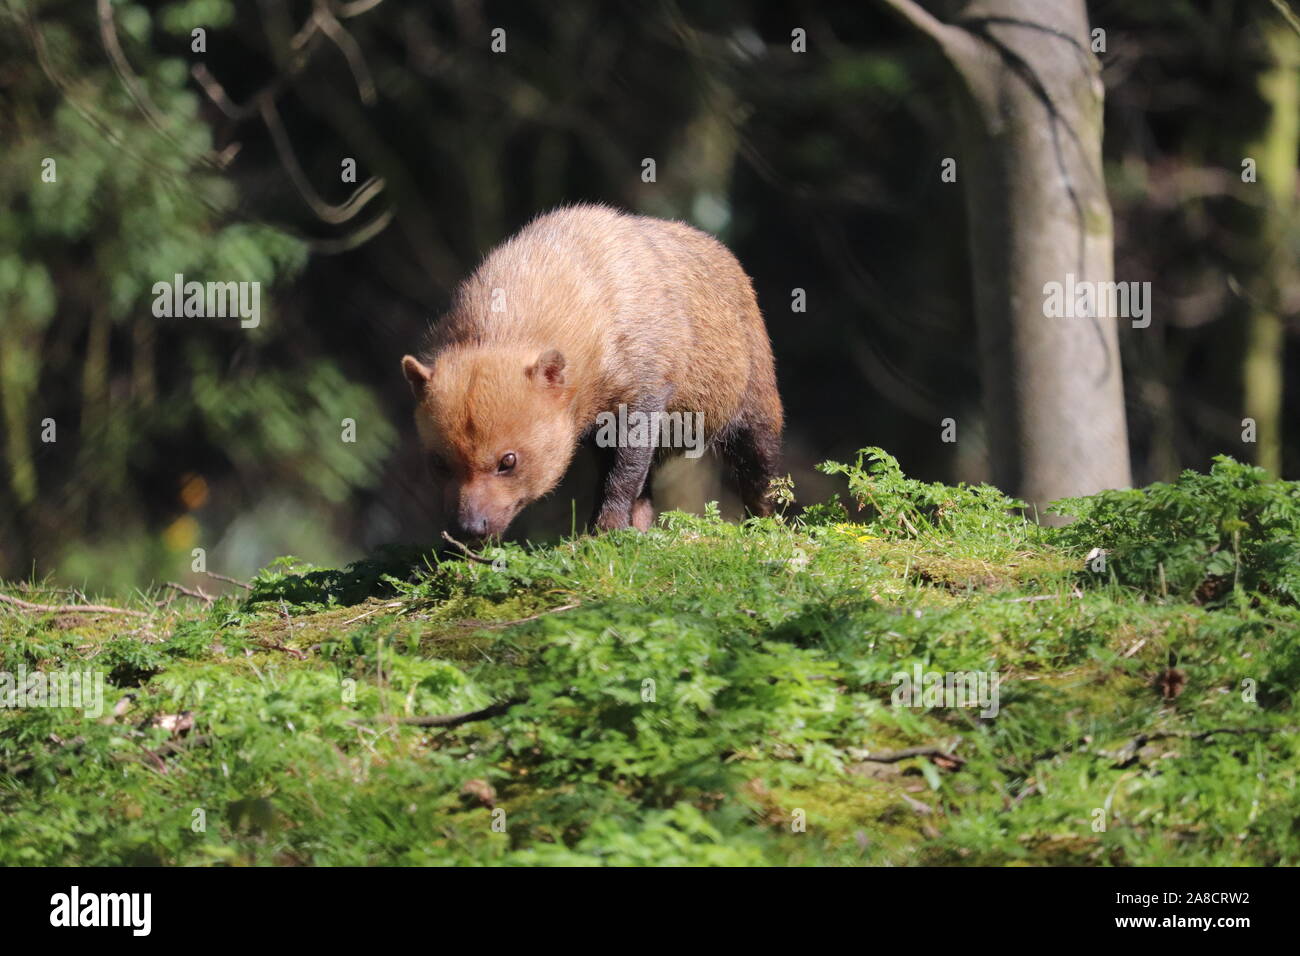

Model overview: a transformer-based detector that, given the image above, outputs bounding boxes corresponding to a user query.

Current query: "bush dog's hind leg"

[724,361,784,518]
[724,419,782,518]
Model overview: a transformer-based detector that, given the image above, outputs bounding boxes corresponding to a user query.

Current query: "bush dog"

[401,204,783,541]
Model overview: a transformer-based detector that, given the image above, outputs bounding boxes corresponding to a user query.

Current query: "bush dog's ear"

[401,355,433,398]
[527,349,566,387]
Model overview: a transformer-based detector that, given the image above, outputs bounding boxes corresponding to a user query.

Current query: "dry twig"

[0,593,149,618]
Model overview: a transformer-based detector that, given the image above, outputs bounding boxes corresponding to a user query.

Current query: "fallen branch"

[116,734,214,772]
[1180,726,1295,741]
[441,530,497,565]
[1017,721,1300,770]
[1121,637,1147,659]
[901,793,934,815]
[258,641,308,660]
[477,603,581,629]
[1011,781,1040,806]
[0,593,149,618]
[145,734,212,759]
[340,603,398,626]
[1007,588,1084,604]
[163,582,214,606]
[857,744,966,766]
[1111,725,1298,767]
[368,697,525,729]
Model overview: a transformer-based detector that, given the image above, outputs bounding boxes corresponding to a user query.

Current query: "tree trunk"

[882,0,1132,513]
[1243,23,1299,478]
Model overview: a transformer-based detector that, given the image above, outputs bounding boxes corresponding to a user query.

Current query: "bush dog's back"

[402,204,782,539]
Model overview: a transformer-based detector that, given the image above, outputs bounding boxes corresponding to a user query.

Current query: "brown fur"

[402,204,783,540]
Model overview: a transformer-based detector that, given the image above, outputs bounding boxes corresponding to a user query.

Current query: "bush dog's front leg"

[594,440,655,531]
[593,389,673,531]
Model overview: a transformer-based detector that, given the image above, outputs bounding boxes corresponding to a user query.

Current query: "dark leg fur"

[723,419,782,518]
[591,437,656,532]
[589,392,670,532]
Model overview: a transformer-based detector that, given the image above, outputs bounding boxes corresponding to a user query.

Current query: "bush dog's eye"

[498,452,517,474]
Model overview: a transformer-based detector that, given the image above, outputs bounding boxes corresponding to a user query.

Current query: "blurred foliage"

[0,0,393,588]
[0,0,1298,592]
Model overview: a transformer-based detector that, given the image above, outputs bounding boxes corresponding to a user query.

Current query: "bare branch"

[96,0,167,131]
[311,0,378,105]
[97,0,233,170]
[875,0,982,75]
[202,571,253,591]
[190,63,269,121]
[1271,0,1300,37]
[190,0,388,230]
[304,208,396,253]
[336,0,386,18]
[259,92,386,223]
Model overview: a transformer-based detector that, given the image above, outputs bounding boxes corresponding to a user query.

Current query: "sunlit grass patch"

[2,451,1298,865]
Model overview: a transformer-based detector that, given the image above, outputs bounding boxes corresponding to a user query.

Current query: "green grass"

[2,450,1298,865]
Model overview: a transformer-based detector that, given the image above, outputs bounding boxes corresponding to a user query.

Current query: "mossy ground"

[2,454,1298,866]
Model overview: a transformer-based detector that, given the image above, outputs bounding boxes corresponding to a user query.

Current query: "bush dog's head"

[402,346,576,542]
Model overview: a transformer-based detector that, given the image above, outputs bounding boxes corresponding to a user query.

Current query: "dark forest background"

[1,0,1297,593]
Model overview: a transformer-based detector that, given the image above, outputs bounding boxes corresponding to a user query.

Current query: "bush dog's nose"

[455,512,489,540]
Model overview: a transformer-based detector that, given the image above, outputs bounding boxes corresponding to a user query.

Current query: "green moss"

[2,451,1298,865]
